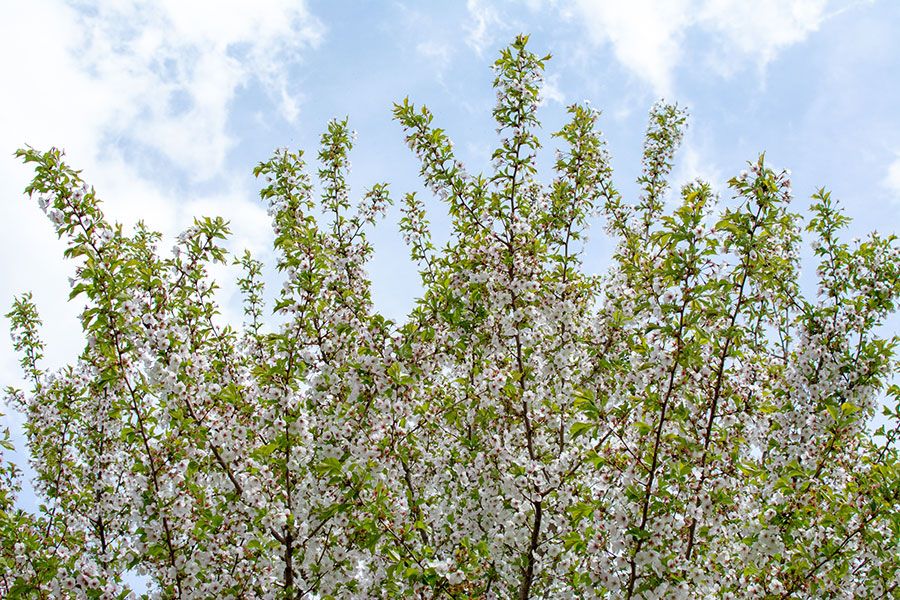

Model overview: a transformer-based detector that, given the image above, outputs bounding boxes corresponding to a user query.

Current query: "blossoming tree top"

[2,35,898,599]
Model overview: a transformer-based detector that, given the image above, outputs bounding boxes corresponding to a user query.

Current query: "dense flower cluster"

[2,35,898,599]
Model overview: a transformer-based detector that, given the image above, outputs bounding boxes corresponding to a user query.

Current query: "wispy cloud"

[465,0,505,56]
[68,0,322,178]
[416,40,455,72]
[698,0,828,76]
[572,0,691,98]
[539,73,566,106]
[2,0,323,183]
[572,0,829,96]
[884,156,900,203]
[670,136,724,204]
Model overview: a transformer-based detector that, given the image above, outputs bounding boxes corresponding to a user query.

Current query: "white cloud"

[0,0,324,204]
[539,73,566,106]
[572,0,829,96]
[698,0,827,76]
[416,40,454,71]
[884,156,900,203]
[457,0,830,99]
[572,0,691,98]
[670,138,723,203]
[465,0,504,56]
[66,0,322,178]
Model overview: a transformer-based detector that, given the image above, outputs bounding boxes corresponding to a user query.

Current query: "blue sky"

[1,0,899,489]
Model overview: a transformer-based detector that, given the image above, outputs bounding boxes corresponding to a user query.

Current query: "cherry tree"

[3,35,898,599]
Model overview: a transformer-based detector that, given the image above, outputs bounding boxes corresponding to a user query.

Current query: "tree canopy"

[2,35,898,599]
